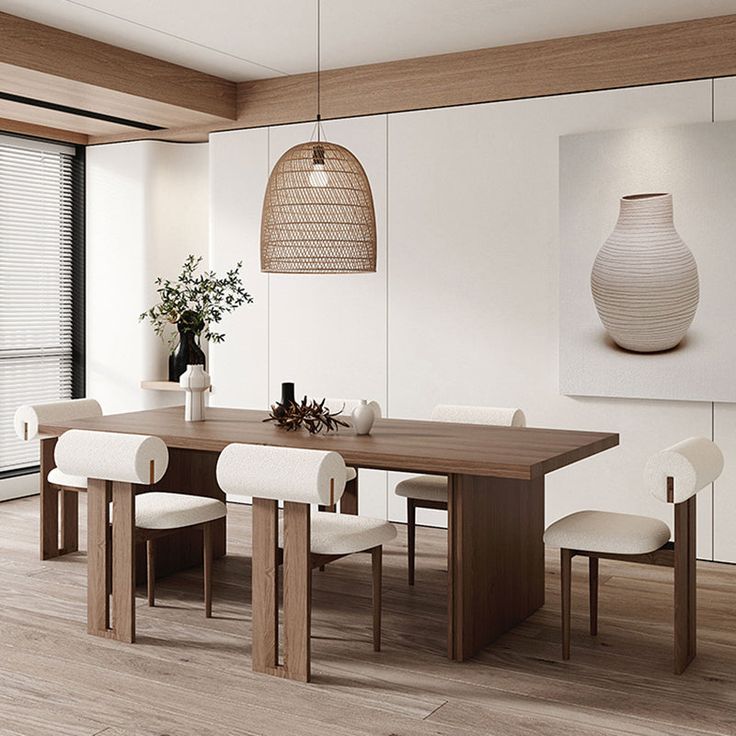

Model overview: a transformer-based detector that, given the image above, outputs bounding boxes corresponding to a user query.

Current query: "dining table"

[38,405,618,660]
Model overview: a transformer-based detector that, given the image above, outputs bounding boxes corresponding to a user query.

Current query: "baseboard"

[0,472,39,502]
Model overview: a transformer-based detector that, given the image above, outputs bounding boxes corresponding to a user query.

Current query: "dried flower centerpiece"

[265,397,349,435]
[140,255,253,381]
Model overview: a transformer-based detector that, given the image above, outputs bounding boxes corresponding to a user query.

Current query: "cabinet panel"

[208,128,270,412]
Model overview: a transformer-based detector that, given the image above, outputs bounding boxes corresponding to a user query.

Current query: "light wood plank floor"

[1,496,735,736]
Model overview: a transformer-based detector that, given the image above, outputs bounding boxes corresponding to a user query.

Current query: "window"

[0,134,84,476]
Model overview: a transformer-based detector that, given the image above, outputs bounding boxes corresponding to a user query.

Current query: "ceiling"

[2,0,736,82]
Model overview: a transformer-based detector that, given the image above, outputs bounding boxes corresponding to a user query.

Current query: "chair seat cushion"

[345,466,357,482]
[279,511,397,556]
[48,467,87,490]
[544,510,671,555]
[133,492,226,530]
[394,475,448,503]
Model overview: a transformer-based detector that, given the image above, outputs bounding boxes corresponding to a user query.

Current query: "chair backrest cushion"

[55,430,168,485]
[645,437,724,503]
[324,398,382,420]
[431,404,526,427]
[14,399,102,441]
[216,443,346,506]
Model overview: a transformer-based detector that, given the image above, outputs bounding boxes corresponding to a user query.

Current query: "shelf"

[140,380,213,392]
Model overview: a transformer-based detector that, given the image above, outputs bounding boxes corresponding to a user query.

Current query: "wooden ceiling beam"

[0,117,88,146]
[0,12,237,129]
[88,13,736,145]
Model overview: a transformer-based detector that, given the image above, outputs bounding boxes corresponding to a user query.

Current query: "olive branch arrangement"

[139,255,253,352]
[265,397,349,435]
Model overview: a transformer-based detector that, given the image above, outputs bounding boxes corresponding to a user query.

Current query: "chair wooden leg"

[407,499,416,586]
[589,556,599,637]
[252,498,280,676]
[282,502,311,682]
[372,546,382,652]
[674,496,696,674]
[110,481,136,644]
[146,539,155,607]
[561,549,572,660]
[203,522,213,618]
[40,438,59,560]
[87,479,111,636]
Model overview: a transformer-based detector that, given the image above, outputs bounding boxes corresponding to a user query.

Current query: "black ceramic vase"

[280,382,296,407]
[168,311,206,382]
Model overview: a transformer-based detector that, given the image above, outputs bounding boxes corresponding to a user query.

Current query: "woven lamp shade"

[261,141,377,273]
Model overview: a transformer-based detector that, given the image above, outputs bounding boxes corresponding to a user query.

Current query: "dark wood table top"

[40,406,618,480]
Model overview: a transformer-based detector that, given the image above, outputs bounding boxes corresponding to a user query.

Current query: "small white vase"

[351,399,376,436]
[179,364,211,422]
[590,193,699,352]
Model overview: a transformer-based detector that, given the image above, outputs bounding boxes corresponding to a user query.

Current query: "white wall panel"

[712,404,735,562]
[386,81,715,557]
[713,76,736,119]
[710,76,736,562]
[208,128,270,410]
[86,141,208,415]
[267,117,388,518]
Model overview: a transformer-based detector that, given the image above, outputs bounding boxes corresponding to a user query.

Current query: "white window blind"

[0,136,77,474]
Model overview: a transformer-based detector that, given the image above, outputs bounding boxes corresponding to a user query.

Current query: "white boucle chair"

[217,443,396,683]
[322,398,382,515]
[14,399,103,557]
[544,437,724,674]
[394,404,526,584]
[55,429,226,641]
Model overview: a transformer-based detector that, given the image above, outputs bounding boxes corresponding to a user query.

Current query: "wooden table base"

[447,474,545,661]
[348,470,545,661]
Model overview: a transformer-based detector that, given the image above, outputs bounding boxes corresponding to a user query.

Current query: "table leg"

[447,473,545,661]
[341,475,358,515]
[40,437,59,560]
[319,474,358,515]
[145,448,225,583]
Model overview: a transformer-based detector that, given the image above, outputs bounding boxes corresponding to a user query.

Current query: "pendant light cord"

[316,0,321,141]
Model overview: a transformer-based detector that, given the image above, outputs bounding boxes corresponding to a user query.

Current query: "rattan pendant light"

[260,0,377,273]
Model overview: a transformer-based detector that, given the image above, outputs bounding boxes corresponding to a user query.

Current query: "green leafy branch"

[139,255,253,352]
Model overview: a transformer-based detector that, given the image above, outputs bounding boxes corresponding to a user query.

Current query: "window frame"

[0,132,85,480]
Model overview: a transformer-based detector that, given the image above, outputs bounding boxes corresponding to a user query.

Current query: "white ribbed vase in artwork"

[590,193,699,353]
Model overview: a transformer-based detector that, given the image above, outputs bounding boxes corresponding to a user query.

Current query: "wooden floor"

[1,496,735,736]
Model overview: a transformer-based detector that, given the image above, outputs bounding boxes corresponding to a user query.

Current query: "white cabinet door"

[209,128,270,412]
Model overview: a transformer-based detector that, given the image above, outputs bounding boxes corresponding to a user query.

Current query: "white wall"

[86,141,209,414]
[203,78,736,562]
